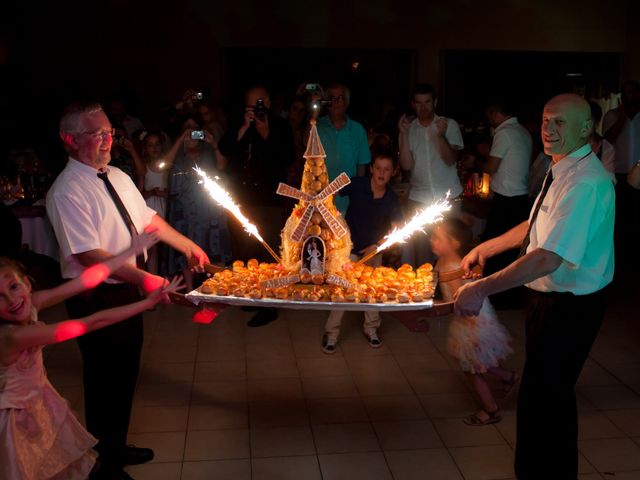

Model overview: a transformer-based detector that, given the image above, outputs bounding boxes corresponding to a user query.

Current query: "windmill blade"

[277,183,313,202]
[316,202,347,239]
[316,173,351,201]
[291,204,315,242]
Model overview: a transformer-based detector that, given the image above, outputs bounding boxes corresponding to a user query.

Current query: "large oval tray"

[185,288,434,312]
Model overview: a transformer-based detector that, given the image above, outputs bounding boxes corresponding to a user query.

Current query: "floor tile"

[449,445,514,480]
[247,377,304,402]
[344,354,402,377]
[605,409,640,437]
[246,342,295,362]
[578,385,640,410]
[246,359,300,379]
[250,425,316,457]
[319,452,393,480]
[362,395,426,421]
[126,431,186,463]
[313,422,380,453]
[418,393,479,418]
[190,381,247,404]
[184,429,250,461]
[196,344,245,362]
[297,355,351,377]
[394,352,453,374]
[385,449,463,480]
[180,459,251,480]
[194,360,246,383]
[353,374,415,396]
[579,438,640,472]
[139,362,195,384]
[307,397,369,424]
[249,399,310,427]
[434,418,505,447]
[578,412,626,439]
[129,405,189,433]
[252,456,322,480]
[301,376,359,399]
[495,414,517,445]
[134,383,192,406]
[124,462,182,480]
[188,403,249,430]
[373,420,443,450]
[405,371,468,395]
[147,345,197,363]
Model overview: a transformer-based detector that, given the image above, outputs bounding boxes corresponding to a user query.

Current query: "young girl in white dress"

[139,130,187,274]
[0,232,182,479]
[431,218,518,426]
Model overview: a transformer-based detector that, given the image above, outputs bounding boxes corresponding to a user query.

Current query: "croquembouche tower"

[277,119,353,285]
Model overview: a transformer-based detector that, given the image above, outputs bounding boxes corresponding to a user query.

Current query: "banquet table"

[7,199,59,260]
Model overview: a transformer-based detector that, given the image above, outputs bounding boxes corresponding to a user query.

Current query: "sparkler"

[356,194,452,265]
[194,167,282,264]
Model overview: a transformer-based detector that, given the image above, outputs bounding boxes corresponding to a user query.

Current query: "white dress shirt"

[408,115,464,204]
[46,158,156,281]
[525,144,615,295]
[489,117,532,196]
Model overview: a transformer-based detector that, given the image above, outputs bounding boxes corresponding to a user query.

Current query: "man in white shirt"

[454,94,614,479]
[47,102,209,480]
[482,99,532,308]
[603,80,640,287]
[398,83,464,265]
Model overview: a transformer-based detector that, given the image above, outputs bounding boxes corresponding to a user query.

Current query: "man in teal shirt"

[317,83,370,213]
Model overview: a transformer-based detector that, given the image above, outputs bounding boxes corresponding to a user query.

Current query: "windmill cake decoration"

[277,119,354,288]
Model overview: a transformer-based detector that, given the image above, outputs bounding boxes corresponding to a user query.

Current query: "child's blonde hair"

[0,256,28,279]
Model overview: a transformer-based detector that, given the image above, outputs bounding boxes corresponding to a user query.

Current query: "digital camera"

[254,98,268,121]
[190,130,205,140]
[192,91,204,102]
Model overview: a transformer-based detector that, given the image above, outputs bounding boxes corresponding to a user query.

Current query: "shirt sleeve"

[489,129,510,159]
[537,181,608,267]
[445,119,464,150]
[46,192,102,257]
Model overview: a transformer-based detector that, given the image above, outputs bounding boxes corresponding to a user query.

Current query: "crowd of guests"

[0,78,639,480]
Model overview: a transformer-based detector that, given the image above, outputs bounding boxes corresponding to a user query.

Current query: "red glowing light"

[192,308,218,324]
[54,321,87,342]
[142,275,165,293]
[81,264,110,289]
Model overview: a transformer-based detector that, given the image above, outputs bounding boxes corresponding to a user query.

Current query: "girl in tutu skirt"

[431,218,519,426]
[0,232,182,479]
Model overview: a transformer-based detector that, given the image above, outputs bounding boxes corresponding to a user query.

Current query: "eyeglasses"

[79,128,115,140]
[329,95,345,103]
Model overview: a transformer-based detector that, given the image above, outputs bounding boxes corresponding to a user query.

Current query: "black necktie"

[97,171,145,269]
[519,169,554,258]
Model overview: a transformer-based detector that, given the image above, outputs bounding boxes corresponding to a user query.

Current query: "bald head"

[541,94,593,163]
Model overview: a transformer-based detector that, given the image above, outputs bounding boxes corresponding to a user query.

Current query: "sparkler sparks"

[357,193,452,265]
[193,167,281,263]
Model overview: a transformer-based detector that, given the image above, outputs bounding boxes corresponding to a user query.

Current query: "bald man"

[454,94,615,479]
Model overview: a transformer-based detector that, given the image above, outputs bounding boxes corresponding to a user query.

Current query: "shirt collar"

[412,113,440,128]
[67,157,109,176]
[321,115,352,131]
[551,143,592,177]
[495,116,518,131]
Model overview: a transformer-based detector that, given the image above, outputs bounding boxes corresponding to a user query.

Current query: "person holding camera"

[218,86,295,326]
[164,118,231,290]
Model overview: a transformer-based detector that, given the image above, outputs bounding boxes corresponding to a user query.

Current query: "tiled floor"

[41,285,640,480]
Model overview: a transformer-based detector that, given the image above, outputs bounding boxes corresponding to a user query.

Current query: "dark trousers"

[515,287,606,479]
[65,283,144,471]
[483,193,530,309]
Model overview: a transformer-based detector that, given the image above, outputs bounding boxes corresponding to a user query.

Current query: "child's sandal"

[463,408,502,426]
[502,370,520,394]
